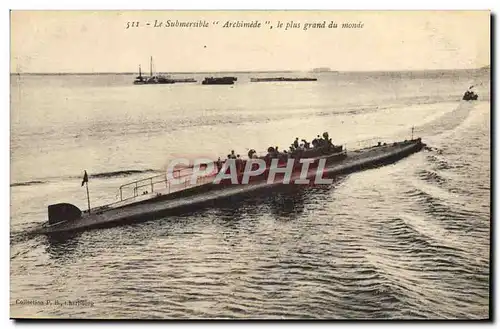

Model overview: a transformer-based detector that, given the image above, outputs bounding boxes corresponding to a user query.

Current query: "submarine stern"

[48,203,82,225]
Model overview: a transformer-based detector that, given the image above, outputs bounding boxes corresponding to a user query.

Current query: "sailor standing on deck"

[302,139,310,149]
[313,135,322,148]
[236,155,243,173]
[216,157,222,173]
[248,149,256,159]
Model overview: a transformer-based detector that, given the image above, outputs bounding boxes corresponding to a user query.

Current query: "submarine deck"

[34,139,423,235]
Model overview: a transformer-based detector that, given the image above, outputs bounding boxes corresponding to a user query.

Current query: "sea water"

[10,69,490,319]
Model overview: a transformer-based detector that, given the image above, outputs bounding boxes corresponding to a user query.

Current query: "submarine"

[29,135,425,236]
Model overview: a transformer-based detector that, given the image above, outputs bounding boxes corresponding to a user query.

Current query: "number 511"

[126,21,140,29]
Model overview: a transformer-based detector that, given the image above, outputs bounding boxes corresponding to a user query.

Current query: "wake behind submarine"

[32,133,426,235]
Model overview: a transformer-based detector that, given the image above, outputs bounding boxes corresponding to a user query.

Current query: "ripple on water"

[10,88,490,319]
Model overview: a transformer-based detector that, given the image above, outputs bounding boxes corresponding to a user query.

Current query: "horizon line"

[10,66,490,76]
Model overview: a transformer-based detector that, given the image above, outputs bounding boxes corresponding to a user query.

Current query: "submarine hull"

[31,139,425,235]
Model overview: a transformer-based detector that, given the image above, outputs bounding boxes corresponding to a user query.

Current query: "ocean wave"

[426,154,452,170]
[416,169,448,186]
[404,186,478,233]
[12,169,162,187]
[10,180,46,187]
[88,169,159,179]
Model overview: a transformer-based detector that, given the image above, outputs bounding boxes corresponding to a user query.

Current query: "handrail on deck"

[116,148,352,202]
[118,173,164,200]
[117,166,216,201]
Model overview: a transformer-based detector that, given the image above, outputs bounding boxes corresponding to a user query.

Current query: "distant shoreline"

[10,67,489,76]
[11,71,297,76]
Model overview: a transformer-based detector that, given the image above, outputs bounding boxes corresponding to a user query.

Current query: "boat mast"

[150,56,153,77]
[138,64,142,78]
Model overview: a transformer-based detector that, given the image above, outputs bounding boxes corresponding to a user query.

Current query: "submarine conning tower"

[48,203,82,225]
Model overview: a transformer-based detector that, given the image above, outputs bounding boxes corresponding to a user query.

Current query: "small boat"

[30,134,426,235]
[133,65,146,85]
[202,77,237,85]
[133,57,176,85]
[250,77,317,82]
[463,89,478,101]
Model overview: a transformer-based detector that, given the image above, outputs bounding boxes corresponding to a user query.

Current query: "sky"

[10,10,491,73]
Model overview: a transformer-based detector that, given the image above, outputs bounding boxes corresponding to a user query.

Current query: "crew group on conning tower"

[215,132,343,174]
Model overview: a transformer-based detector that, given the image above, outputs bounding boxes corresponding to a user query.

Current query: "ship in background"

[311,67,337,73]
[201,76,238,85]
[250,68,327,82]
[250,77,317,82]
[134,56,197,85]
[463,85,479,101]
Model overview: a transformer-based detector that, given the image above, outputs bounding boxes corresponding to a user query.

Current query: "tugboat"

[133,65,146,85]
[202,77,237,85]
[133,56,176,85]
[463,86,478,101]
[30,132,426,235]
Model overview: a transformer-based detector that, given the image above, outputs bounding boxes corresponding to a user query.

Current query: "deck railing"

[117,166,217,202]
[115,146,354,204]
